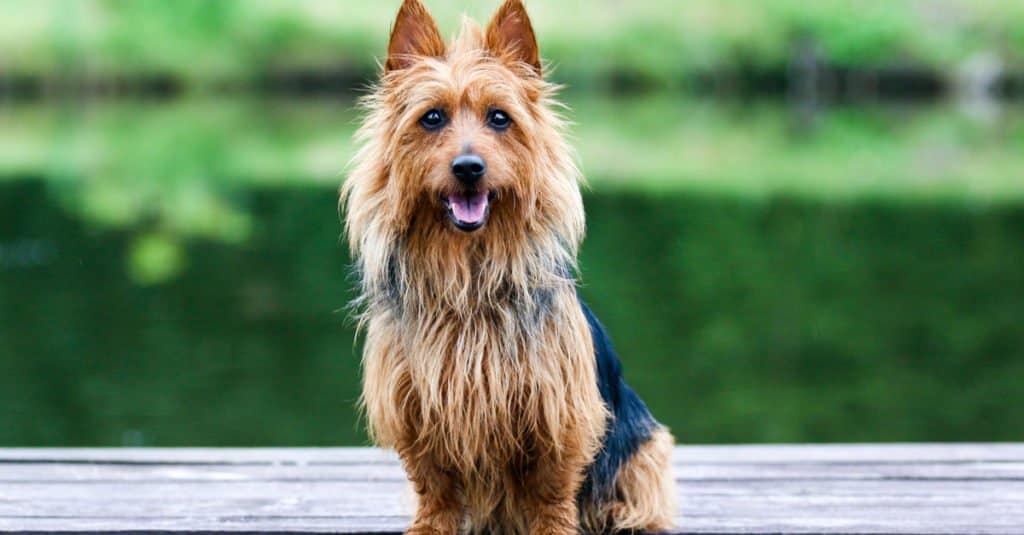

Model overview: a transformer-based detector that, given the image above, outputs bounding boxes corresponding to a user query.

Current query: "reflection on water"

[1,97,1023,445]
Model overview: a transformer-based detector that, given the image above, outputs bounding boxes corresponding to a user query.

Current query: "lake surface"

[1,97,1022,446]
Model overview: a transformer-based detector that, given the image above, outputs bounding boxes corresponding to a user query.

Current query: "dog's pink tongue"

[449,191,489,224]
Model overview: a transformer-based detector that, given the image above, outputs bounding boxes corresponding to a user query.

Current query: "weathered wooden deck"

[1,444,1022,533]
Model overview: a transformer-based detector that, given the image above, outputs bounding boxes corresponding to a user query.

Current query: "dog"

[341,1,675,532]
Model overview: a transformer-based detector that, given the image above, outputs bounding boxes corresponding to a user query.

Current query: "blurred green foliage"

[1,0,1022,447]
[581,193,1024,442]
[128,232,186,286]
[3,96,1023,284]
[2,184,1021,445]
[4,96,1024,201]
[3,0,1023,87]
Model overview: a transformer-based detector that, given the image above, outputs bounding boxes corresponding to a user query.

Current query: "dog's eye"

[419,109,447,131]
[487,109,512,130]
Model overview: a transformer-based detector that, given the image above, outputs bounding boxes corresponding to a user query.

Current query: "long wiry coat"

[341,1,674,533]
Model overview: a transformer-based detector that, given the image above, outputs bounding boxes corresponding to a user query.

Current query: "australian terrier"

[341,1,675,533]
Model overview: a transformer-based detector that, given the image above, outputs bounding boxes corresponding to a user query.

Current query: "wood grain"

[0,445,1022,534]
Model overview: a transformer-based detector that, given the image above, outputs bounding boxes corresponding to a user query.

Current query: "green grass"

[3,0,1024,87]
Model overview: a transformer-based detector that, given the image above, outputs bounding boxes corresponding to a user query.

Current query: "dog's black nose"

[451,154,487,184]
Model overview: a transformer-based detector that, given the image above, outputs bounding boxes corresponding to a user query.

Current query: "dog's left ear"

[485,0,541,76]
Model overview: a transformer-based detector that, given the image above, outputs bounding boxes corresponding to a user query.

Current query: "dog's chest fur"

[356,237,607,527]
[394,289,601,470]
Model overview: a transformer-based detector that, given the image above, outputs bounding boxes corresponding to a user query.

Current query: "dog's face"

[379,0,551,234]
[344,0,586,311]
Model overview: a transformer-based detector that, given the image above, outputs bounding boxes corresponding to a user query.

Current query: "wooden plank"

[1,460,1022,483]
[0,447,396,465]
[4,443,1024,464]
[0,445,1022,534]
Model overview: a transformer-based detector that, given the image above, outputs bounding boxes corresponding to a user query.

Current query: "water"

[1,97,1023,446]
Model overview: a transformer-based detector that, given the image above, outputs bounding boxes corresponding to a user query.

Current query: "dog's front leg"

[522,454,586,535]
[401,450,463,535]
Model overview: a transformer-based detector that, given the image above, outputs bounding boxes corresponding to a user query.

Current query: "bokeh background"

[2,0,1023,447]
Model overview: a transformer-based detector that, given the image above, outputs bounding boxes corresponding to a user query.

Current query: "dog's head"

[345,0,583,247]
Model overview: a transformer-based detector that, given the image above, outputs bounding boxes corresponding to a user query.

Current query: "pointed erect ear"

[485,0,541,75]
[386,0,445,72]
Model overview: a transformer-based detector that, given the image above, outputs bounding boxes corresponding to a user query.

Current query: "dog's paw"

[405,524,454,535]
[529,528,577,535]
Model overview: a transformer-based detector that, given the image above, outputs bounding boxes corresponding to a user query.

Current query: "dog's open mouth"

[443,190,496,232]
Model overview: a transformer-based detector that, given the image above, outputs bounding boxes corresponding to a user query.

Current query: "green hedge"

[1,183,1021,445]
[581,193,1024,442]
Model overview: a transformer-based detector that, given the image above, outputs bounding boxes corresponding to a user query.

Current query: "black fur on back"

[577,297,660,510]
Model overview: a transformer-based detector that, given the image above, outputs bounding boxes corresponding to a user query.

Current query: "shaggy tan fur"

[580,427,677,533]
[341,1,674,533]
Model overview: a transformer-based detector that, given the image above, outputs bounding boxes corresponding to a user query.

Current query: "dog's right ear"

[485,0,541,75]
[386,0,445,72]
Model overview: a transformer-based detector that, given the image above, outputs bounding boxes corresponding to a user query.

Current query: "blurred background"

[1,0,1023,447]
